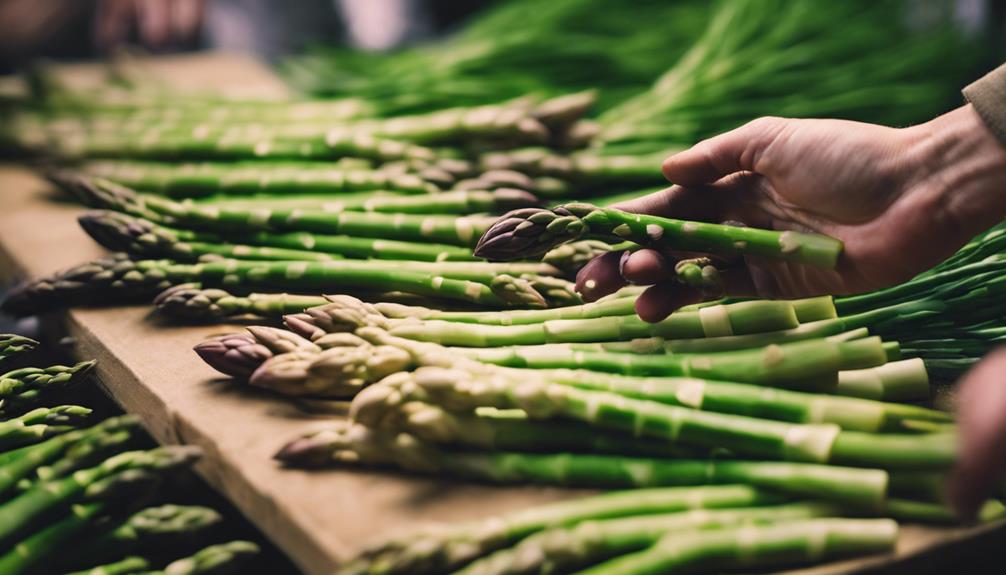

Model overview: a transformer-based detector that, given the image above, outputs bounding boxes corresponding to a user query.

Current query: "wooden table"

[0,53,1001,575]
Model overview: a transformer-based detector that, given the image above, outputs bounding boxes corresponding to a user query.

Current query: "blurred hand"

[95,0,203,52]
[948,348,1006,520]
[577,105,1006,321]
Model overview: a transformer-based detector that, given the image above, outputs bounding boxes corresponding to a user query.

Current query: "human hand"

[947,348,1006,521]
[577,105,1006,321]
[95,0,203,52]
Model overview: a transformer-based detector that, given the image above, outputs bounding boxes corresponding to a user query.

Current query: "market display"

[0,0,999,573]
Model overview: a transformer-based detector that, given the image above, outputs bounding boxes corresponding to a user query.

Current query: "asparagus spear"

[0,255,560,316]
[0,415,140,497]
[154,540,259,575]
[574,518,897,575]
[10,405,92,427]
[83,160,441,197]
[355,365,955,468]
[475,204,844,268]
[454,502,842,575]
[0,361,97,412]
[0,334,38,363]
[444,337,887,384]
[64,556,151,575]
[0,504,220,575]
[282,295,800,347]
[0,446,200,545]
[80,210,478,263]
[335,485,778,575]
[539,369,949,432]
[277,422,889,504]
[0,418,74,452]
[55,174,498,246]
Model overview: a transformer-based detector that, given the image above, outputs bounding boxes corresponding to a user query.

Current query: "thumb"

[662,116,789,186]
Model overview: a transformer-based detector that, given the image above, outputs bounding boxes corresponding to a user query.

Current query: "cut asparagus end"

[836,358,930,402]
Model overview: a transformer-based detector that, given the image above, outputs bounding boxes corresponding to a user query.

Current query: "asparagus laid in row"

[80,210,478,263]
[0,417,75,452]
[56,174,498,246]
[475,203,844,268]
[334,484,779,575]
[277,422,890,504]
[282,295,801,347]
[354,365,954,468]
[575,519,896,575]
[0,504,221,575]
[454,502,842,575]
[0,446,200,545]
[0,255,572,316]
[0,415,140,497]
[0,361,96,412]
[83,160,442,197]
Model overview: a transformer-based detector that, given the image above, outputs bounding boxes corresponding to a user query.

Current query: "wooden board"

[0,53,1002,575]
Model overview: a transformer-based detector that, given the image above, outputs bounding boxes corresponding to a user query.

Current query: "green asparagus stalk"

[277,422,889,504]
[455,502,842,575]
[335,484,778,575]
[153,540,260,575]
[441,336,887,386]
[282,295,800,347]
[0,446,200,545]
[0,334,38,363]
[82,160,441,197]
[574,518,897,575]
[0,419,74,452]
[69,504,224,570]
[10,405,92,427]
[55,174,497,246]
[539,369,949,432]
[0,415,140,497]
[79,210,478,263]
[356,365,954,469]
[0,503,220,575]
[0,361,97,412]
[0,255,562,317]
[64,556,151,575]
[475,204,843,268]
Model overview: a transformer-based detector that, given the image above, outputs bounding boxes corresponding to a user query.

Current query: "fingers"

[575,250,627,302]
[635,283,703,323]
[611,185,721,222]
[662,116,789,186]
[947,347,1006,521]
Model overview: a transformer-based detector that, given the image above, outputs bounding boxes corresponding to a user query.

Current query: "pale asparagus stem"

[333,484,778,575]
[277,422,890,505]
[350,353,955,469]
[79,210,478,263]
[281,295,799,348]
[474,204,843,268]
[455,503,843,575]
[249,333,410,398]
[575,519,897,575]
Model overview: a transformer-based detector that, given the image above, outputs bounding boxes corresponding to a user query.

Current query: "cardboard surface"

[0,53,1000,575]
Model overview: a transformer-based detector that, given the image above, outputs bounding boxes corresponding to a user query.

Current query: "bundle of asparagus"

[0,334,270,574]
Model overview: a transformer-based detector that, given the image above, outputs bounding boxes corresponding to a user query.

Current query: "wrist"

[912,105,1006,237]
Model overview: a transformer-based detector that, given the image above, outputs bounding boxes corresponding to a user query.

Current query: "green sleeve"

[964,63,1006,145]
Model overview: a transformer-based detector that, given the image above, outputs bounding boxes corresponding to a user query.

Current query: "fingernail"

[618,251,632,281]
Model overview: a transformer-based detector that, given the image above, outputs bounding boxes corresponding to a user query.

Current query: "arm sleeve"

[964,63,1006,145]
